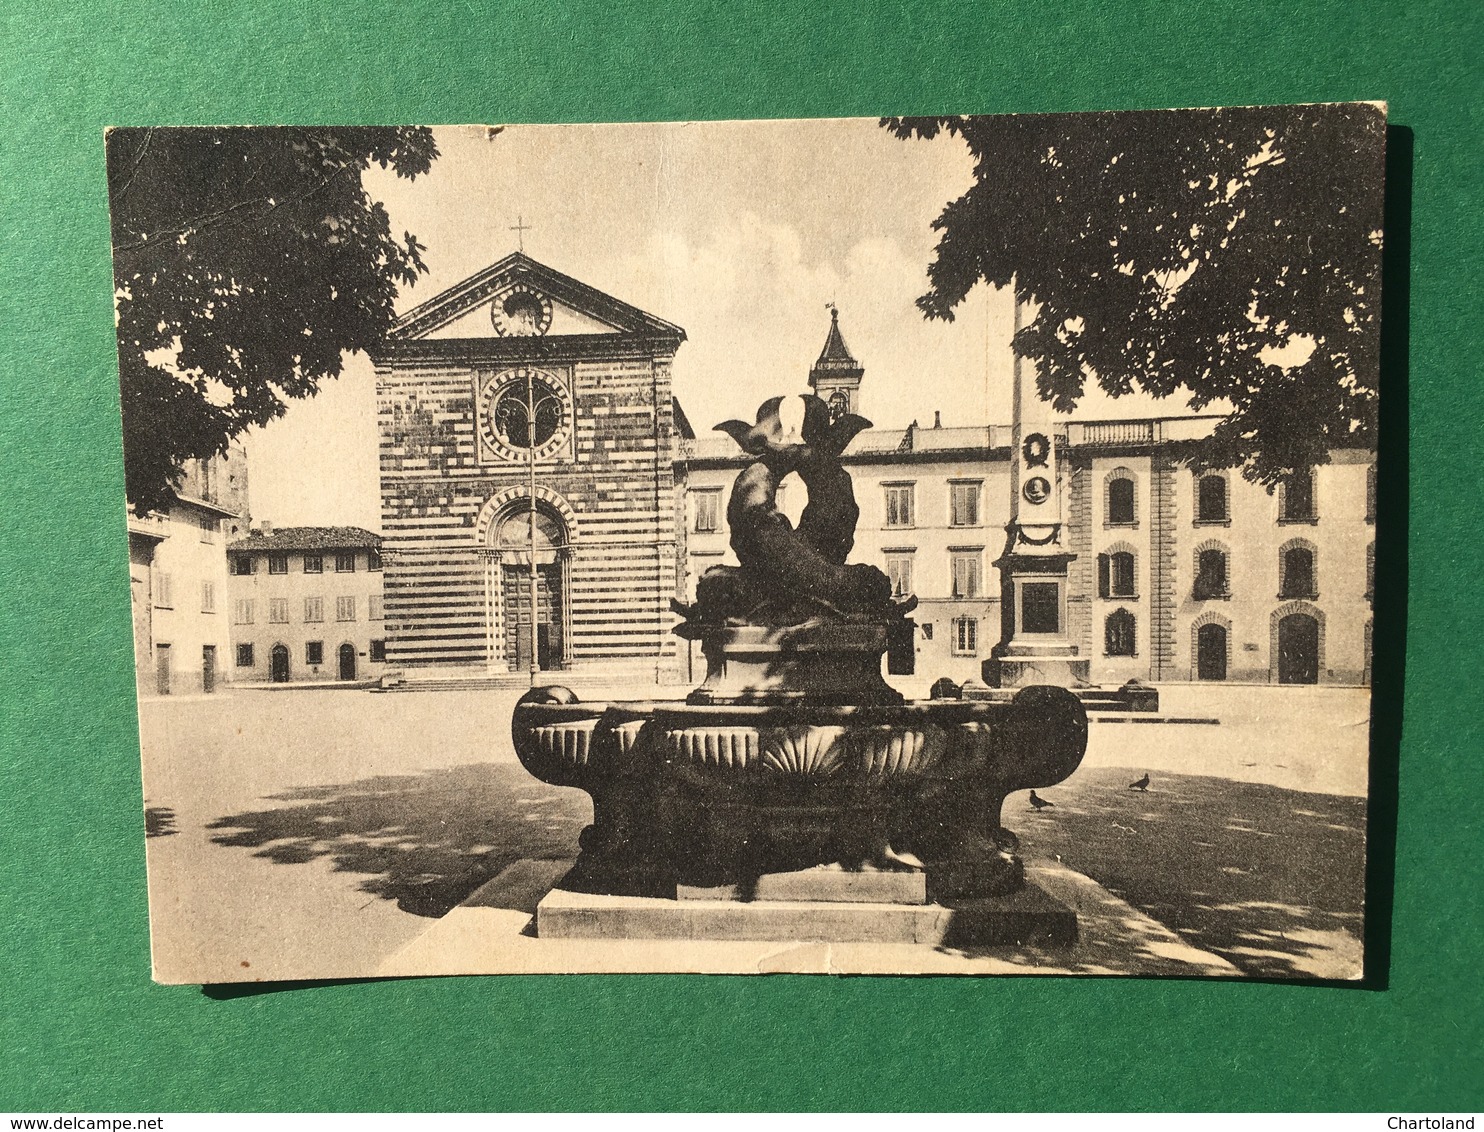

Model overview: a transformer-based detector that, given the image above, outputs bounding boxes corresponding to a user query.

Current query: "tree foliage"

[107,126,439,514]
[885,105,1386,484]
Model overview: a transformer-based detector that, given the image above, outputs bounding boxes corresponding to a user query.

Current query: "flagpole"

[527,369,539,686]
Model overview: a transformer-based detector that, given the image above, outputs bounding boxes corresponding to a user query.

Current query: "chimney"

[258,520,273,535]
[933,410,942,429]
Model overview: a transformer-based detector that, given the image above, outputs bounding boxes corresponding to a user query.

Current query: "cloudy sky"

[245,119,1185,530]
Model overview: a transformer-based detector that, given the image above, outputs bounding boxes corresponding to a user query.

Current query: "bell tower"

[809,304,864,422]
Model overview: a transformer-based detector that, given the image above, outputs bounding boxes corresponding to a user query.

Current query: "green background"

[2,0,1480,1112]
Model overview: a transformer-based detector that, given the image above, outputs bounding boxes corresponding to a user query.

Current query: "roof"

[386,251,686,345]
[228,526,382,553]
[811,307,863,379]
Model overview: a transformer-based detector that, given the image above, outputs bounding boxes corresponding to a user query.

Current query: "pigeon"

[1029,790,1054,811]
[1128,773,1150,792]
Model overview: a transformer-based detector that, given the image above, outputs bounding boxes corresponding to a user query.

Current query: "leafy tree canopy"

[107,126,439,514]
[885,104,1385,485]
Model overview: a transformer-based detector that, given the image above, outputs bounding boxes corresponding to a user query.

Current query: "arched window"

[1280,468,1317,522]
[1104,609,1136,657]
[1097,546,1137,598]
[828,390,849,423]
[1105,469,1136,526]
[1279,541,1317,599]
[1196,474,1228,523]
[1193,543,1229,599]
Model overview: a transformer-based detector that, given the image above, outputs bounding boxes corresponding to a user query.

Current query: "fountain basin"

[511,684,1087,902]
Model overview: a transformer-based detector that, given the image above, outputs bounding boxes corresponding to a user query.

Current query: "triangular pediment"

[388,252,685,344]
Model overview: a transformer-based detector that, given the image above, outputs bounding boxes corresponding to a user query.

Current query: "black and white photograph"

[110,107,1385,982]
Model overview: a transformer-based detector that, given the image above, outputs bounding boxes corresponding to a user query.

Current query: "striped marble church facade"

[371,253,687,678]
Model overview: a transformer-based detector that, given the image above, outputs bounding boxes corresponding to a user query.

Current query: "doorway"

[202,645,216,693]
[1196,623,1227,681]
[270,644,290,683]
[503,563,564,670]
[339,643,356,681]
[155,643,171,696]
[1277,613,1319,684]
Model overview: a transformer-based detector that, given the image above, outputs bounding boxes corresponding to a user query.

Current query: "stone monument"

[511,393,1089,945]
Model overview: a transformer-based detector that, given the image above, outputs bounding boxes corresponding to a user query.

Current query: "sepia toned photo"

[110,107,1384,983]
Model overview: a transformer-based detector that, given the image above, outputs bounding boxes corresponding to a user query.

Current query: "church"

[371,253,688,679]
[374,253,1375,689]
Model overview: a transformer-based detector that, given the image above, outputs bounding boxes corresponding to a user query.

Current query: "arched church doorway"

[492,505,570,671]
[1277,613,1319,684]
[339,644,356,681]
[270,644,290,683]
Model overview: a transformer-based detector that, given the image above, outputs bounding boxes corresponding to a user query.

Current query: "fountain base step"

[536,884,1076,947]
[677,864,927,905]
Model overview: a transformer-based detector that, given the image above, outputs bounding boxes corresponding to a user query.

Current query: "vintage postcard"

[111,107,1383,982]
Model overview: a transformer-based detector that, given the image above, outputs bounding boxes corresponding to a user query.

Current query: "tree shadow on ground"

[206,763,590,918]
[1014,767,1365,979]
[145,806,178,837]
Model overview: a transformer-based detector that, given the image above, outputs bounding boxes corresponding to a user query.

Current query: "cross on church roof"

[510,215,533,252]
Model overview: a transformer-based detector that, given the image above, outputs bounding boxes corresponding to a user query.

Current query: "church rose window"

[494,382,563,449]
[481,368,573,463]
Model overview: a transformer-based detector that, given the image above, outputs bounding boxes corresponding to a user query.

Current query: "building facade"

[679,322,1376,689]
[225,526,387,684]
[371,253,687,679]
[371,255,1374,690]
[127,445,251,696]
[127,445,249,694]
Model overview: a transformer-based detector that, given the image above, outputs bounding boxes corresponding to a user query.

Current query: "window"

[1366,542,1375,603]
[268,553,289,575]
[949,550,981,599]
[370,639,387,662]
[304,597,324,623]
[268,598,289,624]
[230,555,254,576]
[201,580,216,613]
[305,641,324,666]
[1193,549,1229,599]
[1196,474,1229,523]
[368,548,383,571]
[199,515,216,543]
[1098,551,1136,598]
[152,569,173,609]
[950,481,981,527]
[336,596,356,621]
[232,598,253,625]
[884,483,914,528]
[303,554,323,574]
[884,552,914,599]
[1280,469,1316,521]
[693,490,721,533]
[368,595,383,620]
[336,552,356,573]
[1365,464,1377,523]
[952,617,978,655]
[1021,582,1061,634]
[1280,545,1317,598]
[235,643,254,668]
[1106,476,1136,525]
[1105,609,1137,657]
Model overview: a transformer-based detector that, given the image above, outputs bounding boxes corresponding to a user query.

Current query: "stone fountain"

[511,394,1088,945]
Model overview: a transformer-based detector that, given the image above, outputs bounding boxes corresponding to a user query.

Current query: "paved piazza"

[138,683,1370,982]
